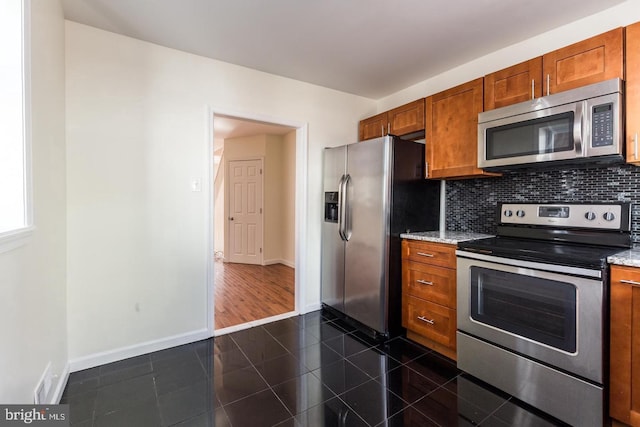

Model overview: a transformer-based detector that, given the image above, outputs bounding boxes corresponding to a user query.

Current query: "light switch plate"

[191,178,201,192]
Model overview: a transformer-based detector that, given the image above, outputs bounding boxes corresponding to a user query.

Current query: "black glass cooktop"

[457,236,624,270]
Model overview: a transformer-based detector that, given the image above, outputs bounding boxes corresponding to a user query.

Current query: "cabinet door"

[610,265,640,426]
[388,98,425,136]
[358,112,388,141]
[405,296,456,348]
[403,261,456,308]
[484,57,543,110]
[543,27,623,95]
[627,22,640,164]
[426,78,498,179]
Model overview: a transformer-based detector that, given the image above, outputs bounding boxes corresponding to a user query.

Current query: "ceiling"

[61,0,626,100]
[213,115,294,145]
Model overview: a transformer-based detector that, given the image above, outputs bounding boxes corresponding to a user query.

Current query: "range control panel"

[500,203,627,230]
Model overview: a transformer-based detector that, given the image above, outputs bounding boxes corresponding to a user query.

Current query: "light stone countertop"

[608,249,640,268]
[400,230,494,245]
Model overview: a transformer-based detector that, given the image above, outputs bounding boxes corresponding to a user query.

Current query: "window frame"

[0,0,34,253]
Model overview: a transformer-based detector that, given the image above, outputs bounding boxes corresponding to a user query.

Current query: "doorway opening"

[210,113,303,333]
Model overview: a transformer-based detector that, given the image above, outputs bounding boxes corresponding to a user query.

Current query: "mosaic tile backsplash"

[445,163,640,244]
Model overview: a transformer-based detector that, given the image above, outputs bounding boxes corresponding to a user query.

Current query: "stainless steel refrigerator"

[321,135,440,338]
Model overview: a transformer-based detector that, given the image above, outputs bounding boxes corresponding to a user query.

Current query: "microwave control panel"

[591,103,614,147]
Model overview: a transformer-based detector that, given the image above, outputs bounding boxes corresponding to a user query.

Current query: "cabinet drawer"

[403,261,456,308]
[404,296,456,348]
[612,265,640,285]
[402,240,456,268]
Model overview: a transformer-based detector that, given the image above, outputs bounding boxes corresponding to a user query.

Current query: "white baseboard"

[263,259,295,268]
[68,328,210,373]
[304,303,322,313]
[51,363,70,404]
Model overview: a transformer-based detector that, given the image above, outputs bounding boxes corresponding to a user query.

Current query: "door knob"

[228,217,234,221]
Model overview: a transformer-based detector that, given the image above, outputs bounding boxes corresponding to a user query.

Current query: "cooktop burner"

[458,202,633,270]
[458,236,625,269]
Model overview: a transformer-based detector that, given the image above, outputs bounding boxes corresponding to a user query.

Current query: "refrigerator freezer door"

[321,146,347,313]
[344,137,391,334]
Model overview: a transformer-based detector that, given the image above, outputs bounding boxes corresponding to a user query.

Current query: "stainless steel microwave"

[478,78,623,170]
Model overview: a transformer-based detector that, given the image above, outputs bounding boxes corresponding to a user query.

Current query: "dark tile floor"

[61,310,567,426]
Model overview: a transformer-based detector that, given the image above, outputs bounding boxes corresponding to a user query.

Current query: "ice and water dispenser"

[324,192,338,222]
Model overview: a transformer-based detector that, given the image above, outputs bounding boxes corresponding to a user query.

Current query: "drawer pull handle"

[620,279,640,287]
[417,316,435,325]
[416,279,433,286]
[416,252,434,258]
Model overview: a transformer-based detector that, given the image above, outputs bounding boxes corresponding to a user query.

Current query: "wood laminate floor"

[214,259,295,329]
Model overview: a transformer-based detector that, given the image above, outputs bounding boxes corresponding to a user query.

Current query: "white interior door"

[227,159,263,264]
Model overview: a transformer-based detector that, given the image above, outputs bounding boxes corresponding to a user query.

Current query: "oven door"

[456,251,603,383]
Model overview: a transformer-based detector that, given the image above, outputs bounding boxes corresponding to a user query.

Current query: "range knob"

[603,212,616,222]
[584,211,596,221]
[516,210,526,218]
[503,209,513,218]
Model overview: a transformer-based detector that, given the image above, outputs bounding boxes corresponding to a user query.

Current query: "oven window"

[470,267,577,353]
[486,112,574,160]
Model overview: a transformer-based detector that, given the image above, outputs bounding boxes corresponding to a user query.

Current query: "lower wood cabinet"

[610,265,640,426]
[402,239,457,360]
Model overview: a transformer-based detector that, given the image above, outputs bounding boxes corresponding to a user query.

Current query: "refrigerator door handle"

[337,174,347,241]
[341,174,352,241]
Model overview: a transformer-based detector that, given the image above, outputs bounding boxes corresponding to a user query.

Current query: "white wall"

[264,136,282,263]
[378,1,640,111]
[264,133,295,266]
[0,0,67,403]
[65,21,375,363]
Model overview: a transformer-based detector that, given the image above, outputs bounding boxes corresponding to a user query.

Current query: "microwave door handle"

[573,102,585,155]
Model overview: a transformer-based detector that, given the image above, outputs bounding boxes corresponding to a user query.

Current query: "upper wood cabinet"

[359,111,388,141]
[543,27,623,95]
[426,78,499,179]
[609,265,640,426]
[484,29,623,112]
[358,98,425,141]
[388,98,425,137]
[627,22,640,165]
[484,58,543,110]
